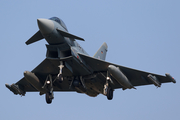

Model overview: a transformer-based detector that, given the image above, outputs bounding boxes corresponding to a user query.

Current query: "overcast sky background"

[0,1,180,120]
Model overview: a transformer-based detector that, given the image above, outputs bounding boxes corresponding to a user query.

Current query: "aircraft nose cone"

[37,19,54,34]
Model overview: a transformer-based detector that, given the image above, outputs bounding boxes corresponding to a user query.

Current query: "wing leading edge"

[6,52,175,97]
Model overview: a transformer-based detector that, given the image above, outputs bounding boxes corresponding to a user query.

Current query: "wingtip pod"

[5,83,17,94]
[165,73,176,83]
[5,84,12,92]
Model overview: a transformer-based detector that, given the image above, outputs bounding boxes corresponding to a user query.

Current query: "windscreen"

[49,17,68,31]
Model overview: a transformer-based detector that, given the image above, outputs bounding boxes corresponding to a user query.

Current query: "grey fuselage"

[37,17,100,97]
[5,17,176,104]
[39,18,88,56]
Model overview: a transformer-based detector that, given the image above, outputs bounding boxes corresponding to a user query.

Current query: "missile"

[5,83,25,96]
[165,73,176,83]
[147,74,161,87]
[108,65,135,89]
[24,71,46,93]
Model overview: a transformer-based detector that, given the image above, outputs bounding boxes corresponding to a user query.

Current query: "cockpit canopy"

[49,17,68,31]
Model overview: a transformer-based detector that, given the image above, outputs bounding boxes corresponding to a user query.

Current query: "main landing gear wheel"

[46,92,52,104]
[107,88,113,100]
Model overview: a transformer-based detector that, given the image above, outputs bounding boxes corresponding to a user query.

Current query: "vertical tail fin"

[93,42,108,60]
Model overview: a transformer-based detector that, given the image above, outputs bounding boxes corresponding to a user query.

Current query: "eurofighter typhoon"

[6,17,176,104]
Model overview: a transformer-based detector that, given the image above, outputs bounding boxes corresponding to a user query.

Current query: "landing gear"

[104,82,114,100]
[103,71,114,100]
[46,92,54,104]
[56,74,63,82]
[43,74,54,104]
[56,61,64,82]
[107,87,113,100]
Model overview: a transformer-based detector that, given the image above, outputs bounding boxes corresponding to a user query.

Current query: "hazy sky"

[1,1,180,120]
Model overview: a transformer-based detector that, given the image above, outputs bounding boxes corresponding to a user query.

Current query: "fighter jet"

[5,17,176,104]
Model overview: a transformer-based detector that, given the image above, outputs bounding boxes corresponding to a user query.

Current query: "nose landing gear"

[56,61,64,82]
